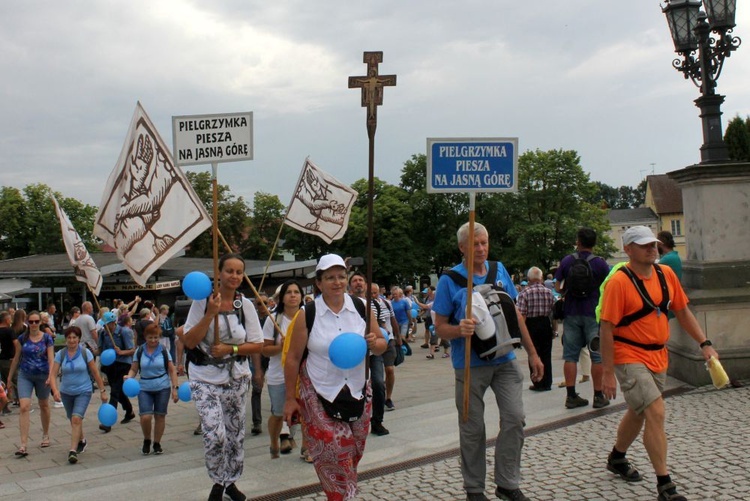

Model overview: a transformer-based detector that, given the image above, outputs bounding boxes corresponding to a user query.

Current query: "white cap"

[471,291,496,341]
[316,254,347,272]
[622,226,661,246]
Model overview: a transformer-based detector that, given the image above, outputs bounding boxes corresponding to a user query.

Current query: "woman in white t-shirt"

[283,254,387,500]
[261,279,302,459]
[182,253,264,501]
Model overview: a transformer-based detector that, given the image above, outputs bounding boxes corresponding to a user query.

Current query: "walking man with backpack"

[600,226,718,501]
[555,227,611,410]
[433,221,543,501]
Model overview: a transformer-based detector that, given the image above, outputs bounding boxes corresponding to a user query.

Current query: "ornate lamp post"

[662,0,741,163]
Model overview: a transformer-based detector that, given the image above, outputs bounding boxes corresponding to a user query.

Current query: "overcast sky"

[2,1,749,208]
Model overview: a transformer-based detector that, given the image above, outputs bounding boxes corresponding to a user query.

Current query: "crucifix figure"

[348,51,397,344]
[348,51,397,137]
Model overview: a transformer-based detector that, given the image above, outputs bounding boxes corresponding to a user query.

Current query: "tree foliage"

[241,192,285,260]
[0,184,97,259]
[724,115,750,162]
[185,171,250,257]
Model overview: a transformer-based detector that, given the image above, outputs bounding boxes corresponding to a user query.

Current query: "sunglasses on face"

[28,320,40,324]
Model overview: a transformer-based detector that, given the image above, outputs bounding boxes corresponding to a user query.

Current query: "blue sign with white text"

[426,138,518,193]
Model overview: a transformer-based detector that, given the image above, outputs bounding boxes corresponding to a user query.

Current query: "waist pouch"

[318,385,366,423]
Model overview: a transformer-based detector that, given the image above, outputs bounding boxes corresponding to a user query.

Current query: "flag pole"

[257,220,285,293]
[217,229,284,339]
[211,162,220,346]
[88,287,116,347]
[259,157,308,292]
[462,192,476,423]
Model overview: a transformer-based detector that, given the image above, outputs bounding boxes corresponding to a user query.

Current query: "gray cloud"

[2,1,748,208]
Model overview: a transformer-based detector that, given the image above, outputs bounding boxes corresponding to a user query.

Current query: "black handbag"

[318,384,366,423]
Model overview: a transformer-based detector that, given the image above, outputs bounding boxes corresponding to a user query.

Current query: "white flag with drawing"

[284,158,358,244]
[53,197,103,296]
[94,102,211,286]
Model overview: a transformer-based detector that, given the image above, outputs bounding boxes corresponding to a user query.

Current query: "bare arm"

[673,307,719,361]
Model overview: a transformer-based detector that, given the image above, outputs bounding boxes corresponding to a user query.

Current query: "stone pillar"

[668,162,750,386]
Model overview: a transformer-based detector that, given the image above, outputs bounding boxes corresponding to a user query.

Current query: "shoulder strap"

[305,301,316,332]
[135,345,143,364]
[444,261,499,288]
[161,346,169,373]
[485,261,498,285]
[616,264,670,327]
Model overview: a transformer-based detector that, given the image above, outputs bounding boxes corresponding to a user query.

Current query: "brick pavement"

[1,322,746,500]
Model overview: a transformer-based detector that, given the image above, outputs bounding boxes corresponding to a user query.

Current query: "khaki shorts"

[615,363,666,415]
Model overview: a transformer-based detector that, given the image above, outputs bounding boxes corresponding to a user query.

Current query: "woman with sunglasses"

[7,310,55,457]
[183,253,265,501]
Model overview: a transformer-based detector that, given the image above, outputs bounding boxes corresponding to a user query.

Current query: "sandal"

[606,456,642,482]
[300,448,313,463]
[15,447,28,457]
[41,435,51,448]
[442,353,450,358]
[657,481,687,501]
[426,354,434,359]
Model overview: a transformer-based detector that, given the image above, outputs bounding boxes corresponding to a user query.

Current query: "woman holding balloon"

[98,313,136,432]
[283,254,387,501]
[49,326,108,464]
[125,322,179,455]
[182,253,264,501]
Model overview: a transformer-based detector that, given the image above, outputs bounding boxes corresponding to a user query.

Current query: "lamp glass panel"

[704,0,736,30]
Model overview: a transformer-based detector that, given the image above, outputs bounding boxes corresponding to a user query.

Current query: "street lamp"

[662,0,741,163]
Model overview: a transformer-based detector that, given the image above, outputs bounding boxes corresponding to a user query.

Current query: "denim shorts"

[17,371,51,400]
[61,392,92,419]
[137,387,171,416]
[267,383,286,416]
[562,315,602,364]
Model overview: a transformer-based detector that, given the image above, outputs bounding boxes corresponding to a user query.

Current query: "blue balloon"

[379,327,388,338]
[100,348,116,366]
[182,271,213,300]
[98,403,117,427]
[178,381,192,402]
[328,332,367,370]
[123,378,141,398]
[401,344,408,354]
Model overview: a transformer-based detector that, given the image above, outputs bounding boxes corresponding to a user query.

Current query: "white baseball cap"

[622,226,661,246]
[316,254,347,272]
[471,291,496,341]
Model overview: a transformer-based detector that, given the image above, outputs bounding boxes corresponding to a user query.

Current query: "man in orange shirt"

[600,226,719,501]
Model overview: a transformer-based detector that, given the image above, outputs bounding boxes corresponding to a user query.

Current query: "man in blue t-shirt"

[433,221,543,501]
[555,227,611,411]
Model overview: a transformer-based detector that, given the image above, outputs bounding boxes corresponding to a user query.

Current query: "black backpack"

[565,252,596,299]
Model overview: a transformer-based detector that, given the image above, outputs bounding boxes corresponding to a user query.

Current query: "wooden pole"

[462,192,476,423]
[88,287,115,347]
[211,162,220,346]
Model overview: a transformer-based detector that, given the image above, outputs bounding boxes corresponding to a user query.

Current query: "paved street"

[1,324,746,500]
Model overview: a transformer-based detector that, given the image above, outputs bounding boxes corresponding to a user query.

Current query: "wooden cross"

[348,51,397,136]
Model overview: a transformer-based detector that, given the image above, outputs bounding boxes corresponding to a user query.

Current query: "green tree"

[488,149,614,275]
[0,184,98,259]
[242,192,285,260]
[336,177,422,286]
[724,115,750,161]
[399,154,468,275]
[185,172,250,257]
[0,186,30,259]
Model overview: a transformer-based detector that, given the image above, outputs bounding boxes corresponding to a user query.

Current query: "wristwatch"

[699,339,713,348]
[174,386,180,390]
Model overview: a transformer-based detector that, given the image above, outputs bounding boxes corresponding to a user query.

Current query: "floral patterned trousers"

[191,376,250,486]
[299,362,372,501]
